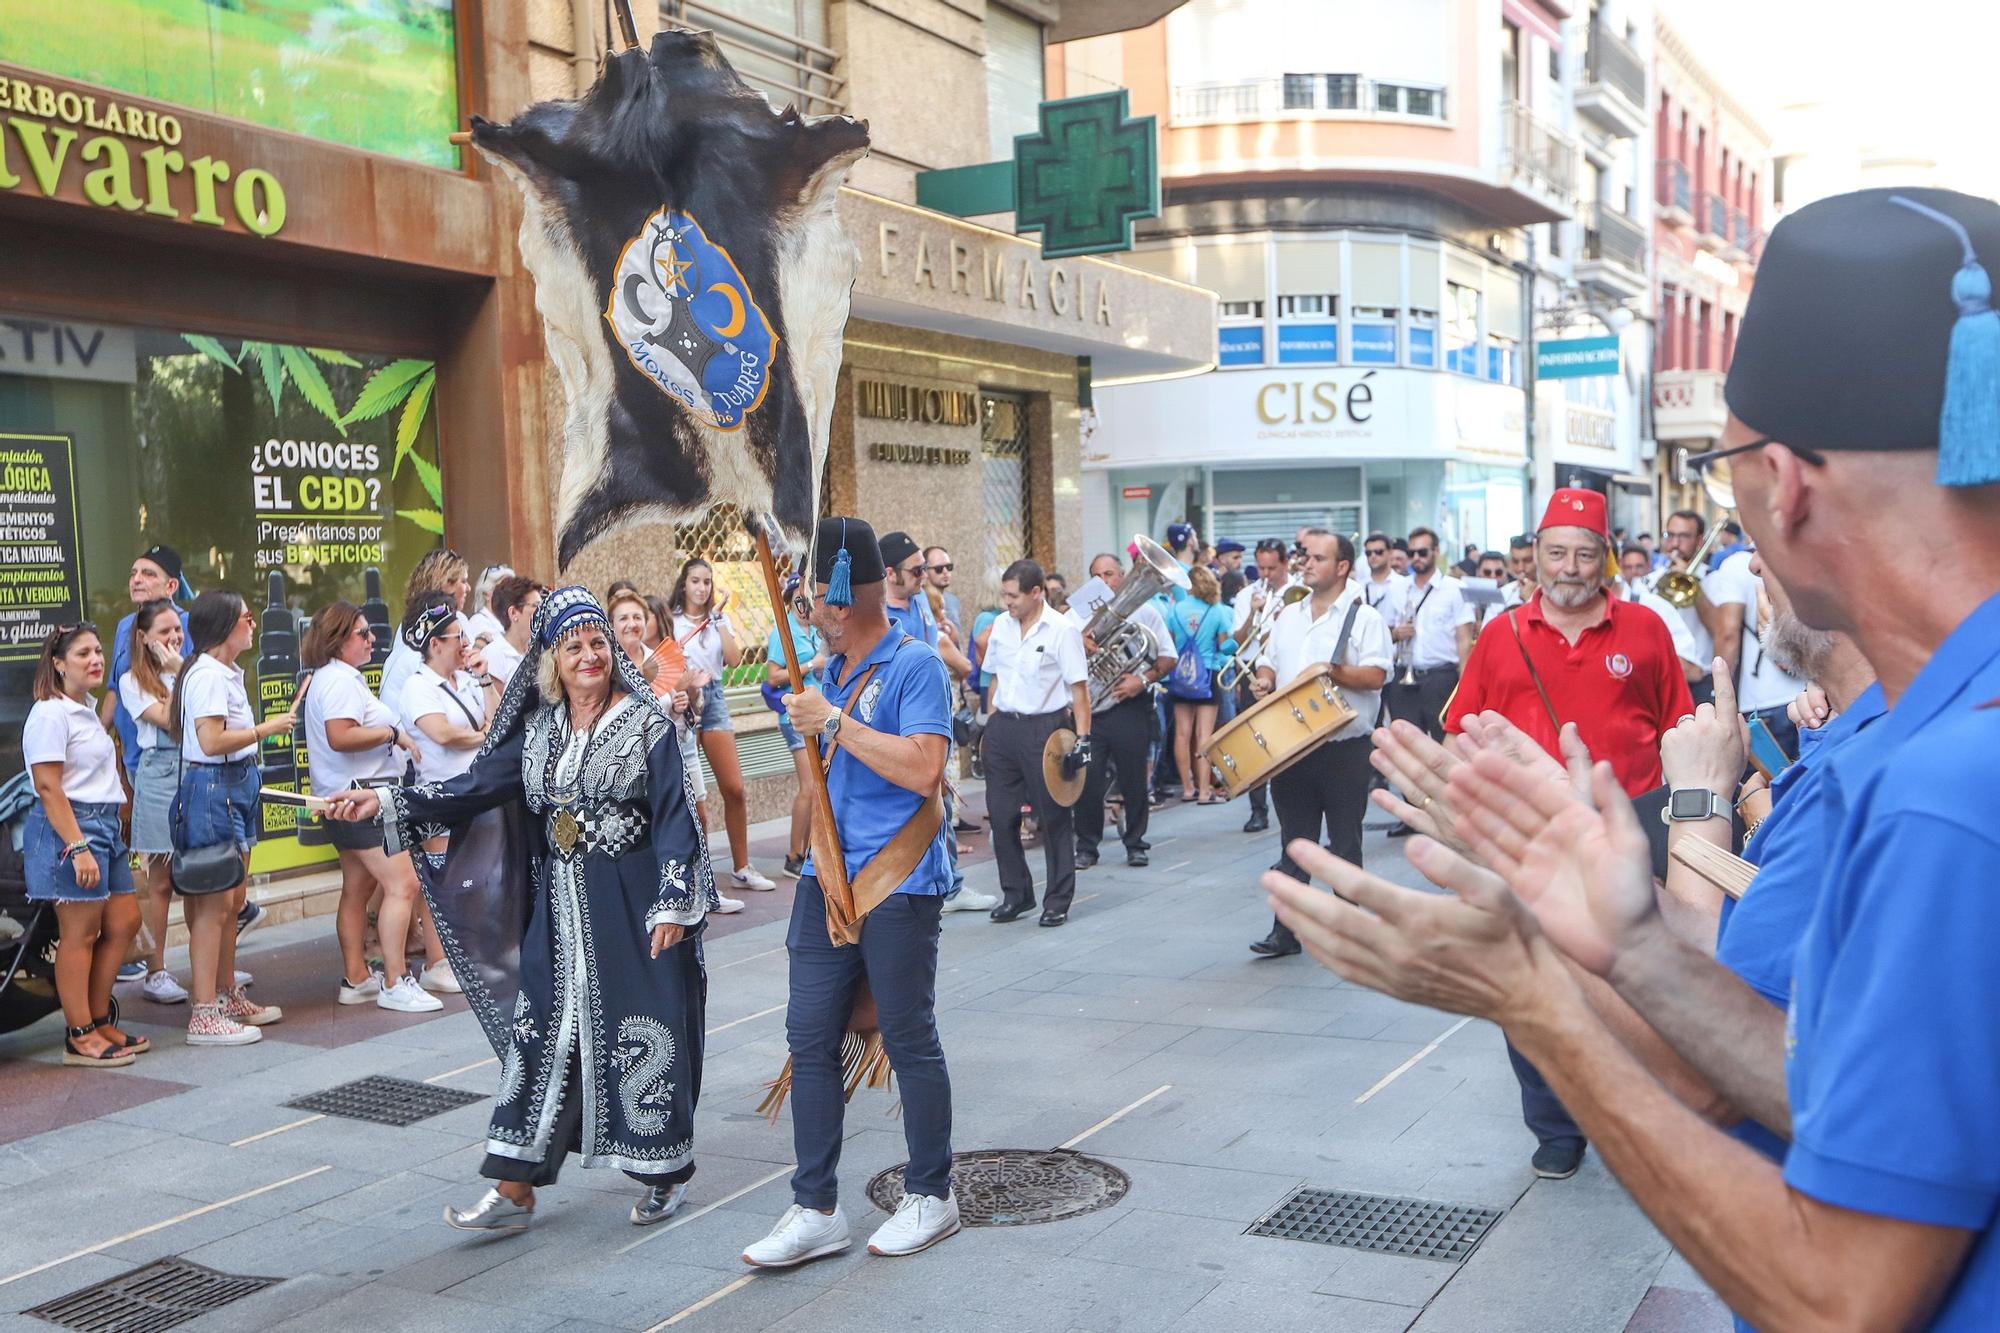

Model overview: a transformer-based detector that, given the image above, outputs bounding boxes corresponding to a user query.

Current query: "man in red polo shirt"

[1447,489,1691,795]
[1441,487,1693,1182]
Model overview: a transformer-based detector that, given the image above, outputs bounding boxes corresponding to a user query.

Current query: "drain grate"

[26,1257,280,1332]
[868,1148,1129,1227]
[283,1073,485,1127]
[1247,1187,1502,1262]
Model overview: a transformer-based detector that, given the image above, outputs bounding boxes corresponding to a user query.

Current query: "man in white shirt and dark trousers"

[1387,526,1474,748]
[1075,553,1176,869]
[981,560,1092,927]
[1229,540,1295,833]
[1247,530,1391,957]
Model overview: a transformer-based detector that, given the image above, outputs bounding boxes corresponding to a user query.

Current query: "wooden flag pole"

[749,518,854,923]
[610,0,641,50]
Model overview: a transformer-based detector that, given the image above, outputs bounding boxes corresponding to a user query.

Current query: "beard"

[1767,610,1838,679]
[1540,575,1602,610]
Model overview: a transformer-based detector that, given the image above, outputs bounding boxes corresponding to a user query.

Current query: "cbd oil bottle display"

[255,570,301,840]
[361,566,393,694]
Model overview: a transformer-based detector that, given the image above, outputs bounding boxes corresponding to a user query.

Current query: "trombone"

[1216,584,1308,691]
[1657,522,1726,608]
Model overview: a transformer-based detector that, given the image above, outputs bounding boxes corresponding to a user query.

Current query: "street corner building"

[0,0,1214,871]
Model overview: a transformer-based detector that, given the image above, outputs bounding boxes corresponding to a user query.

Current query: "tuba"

[1083,535,1190,710]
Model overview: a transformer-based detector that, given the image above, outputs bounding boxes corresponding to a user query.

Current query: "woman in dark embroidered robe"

[326,586,717,1232]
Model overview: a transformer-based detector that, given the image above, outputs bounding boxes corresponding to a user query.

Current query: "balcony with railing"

[1500,99,1580,220]
[1655,159,1691,224]
[1728,208,1764,262]
[1697,189,1730,252]
[1654,369,1729,444]
[1172,75,1446,124]
[1576,22,1646,136]
[1578,203,1648,297]
[661,0,845,114]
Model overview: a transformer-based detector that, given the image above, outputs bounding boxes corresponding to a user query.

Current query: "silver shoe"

[444,1187,534,1233]
[631,1182,688,1227]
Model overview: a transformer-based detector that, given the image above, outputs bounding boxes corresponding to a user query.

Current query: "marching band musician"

[1075,553,1176,871]
[1228,539,1295,834]
[1246,530,1391,958]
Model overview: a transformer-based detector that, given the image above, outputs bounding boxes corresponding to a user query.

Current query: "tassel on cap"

[1891,195,2000,486]
[826,519,854,606]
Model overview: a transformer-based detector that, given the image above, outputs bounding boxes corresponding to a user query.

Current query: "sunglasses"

[1681,436,1827,509]
[1409,547,1434,558]
[1364,546,1386,556]
[928,563,953,573]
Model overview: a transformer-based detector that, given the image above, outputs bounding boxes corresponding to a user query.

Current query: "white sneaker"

[712,892,746,915]
[379,975,445,1013]
[419,960,463,994]
[338,970,385,1005]
[730,865,777,891]
[186,1001,261,1046]
[233,970,253,988]
[742,1204,851,1268]
[142,969,189,1004]
[868,1191,961,1256]
[943,888,999,913]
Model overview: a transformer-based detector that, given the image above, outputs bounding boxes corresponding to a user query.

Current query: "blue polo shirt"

[884,596,938,649]
[1782,593,2000,1331]
[802,630,953,896]
[111,607,190,776]
[1712,681,1885,1162]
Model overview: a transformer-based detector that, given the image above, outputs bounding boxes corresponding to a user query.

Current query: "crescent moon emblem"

[706,282,748,338]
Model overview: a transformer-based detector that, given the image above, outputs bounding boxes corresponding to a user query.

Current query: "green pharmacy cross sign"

[915,91,1159,259]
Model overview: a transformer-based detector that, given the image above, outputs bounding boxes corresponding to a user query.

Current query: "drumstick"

[259,788,330,811]
[1669,838,1757,901]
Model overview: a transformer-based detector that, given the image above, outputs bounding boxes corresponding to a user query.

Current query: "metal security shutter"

[986,6,1045,159]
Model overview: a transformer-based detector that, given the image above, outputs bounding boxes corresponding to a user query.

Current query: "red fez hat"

[1537,487,1608,540]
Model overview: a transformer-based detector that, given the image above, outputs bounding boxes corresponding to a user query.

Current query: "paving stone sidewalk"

[0,798,1730,1332]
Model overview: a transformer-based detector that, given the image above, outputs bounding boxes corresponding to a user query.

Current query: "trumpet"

[1216,584,1308,691]
[1657,522,1725,608]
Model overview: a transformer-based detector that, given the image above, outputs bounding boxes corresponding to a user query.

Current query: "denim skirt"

[176,758,261,853]
[130,746,179,856]
[25,802,136,902]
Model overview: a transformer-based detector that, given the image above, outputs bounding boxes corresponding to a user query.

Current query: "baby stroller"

[0,770,68,1035]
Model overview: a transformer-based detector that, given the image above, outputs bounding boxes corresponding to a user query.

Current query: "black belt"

[544,801,649,860]
[1407,666,1457,679]
[991,709,1066,722]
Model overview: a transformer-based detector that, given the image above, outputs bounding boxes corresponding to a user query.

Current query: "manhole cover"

[284,1074,485,1127]
[26,1257,280,1331]
[1247,1187,1502,1262]
[867,1148,1129,1226]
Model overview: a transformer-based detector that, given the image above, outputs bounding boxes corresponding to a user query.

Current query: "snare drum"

[1200,663,1359,799]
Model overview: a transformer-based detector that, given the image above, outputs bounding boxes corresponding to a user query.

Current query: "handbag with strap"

[167,679,248,896]
[1502,610,1563,734]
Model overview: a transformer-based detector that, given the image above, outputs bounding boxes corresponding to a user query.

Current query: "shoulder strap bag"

[1503,610,1563,734]
[168,667,249,895]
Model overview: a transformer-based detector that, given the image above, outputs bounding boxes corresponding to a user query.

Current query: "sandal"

[94,1013,148,1054]
[63,1021,136,1068]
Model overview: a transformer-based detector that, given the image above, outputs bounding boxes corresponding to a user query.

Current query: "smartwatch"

[1660,788,1730,824]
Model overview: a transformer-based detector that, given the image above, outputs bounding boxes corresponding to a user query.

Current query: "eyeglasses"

[1682,436,1826,508]
[1409,547,1435,558]
[928,562,953,573]
[792,593,826,621]
[1364,546,1387,556]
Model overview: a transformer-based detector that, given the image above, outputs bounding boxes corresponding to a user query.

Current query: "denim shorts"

[777,714,804,753]
[175,759,261,853]
[696,685,733,733]
[25,802,135,902]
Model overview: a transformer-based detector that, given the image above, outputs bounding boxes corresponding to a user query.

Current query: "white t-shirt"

[1641,567,1716,670]
[672,611,732,683]
[1399,575,1475,670]
[179,654,257,763]
[117,669,177,752]
[378,611,468,710]
[303,657,402,795]
[1704,550,1805,711]
[23,694,126,804]
[400,663,488,783]
[484,635,523,687]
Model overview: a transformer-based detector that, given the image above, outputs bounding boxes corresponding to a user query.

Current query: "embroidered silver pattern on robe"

[612,1016,678,1135]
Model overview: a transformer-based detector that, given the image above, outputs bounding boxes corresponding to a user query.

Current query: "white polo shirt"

[303,657,402,796]
[378,612,468,709]
[1399,574,1475,670]
[401,663,488,783]
[1705,550,1805,711]
[117,669,177,752]
[984,605,1088,715]
[484,635,524,687]
[1265,580,1394,732]
[23,694,126,804]
[179,653,257,764]
[1641,567,1716,670]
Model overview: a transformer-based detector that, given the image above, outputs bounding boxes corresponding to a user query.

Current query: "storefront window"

[1,0,462,169]
[0,316,445,874]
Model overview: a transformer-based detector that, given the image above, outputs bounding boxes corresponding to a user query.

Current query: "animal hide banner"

[470,30,871,565]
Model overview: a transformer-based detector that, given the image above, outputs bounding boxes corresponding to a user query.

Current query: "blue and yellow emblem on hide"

[604,207,778,431]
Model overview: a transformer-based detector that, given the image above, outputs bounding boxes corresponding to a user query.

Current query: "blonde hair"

[1187,565,1221,605]
[405,548,469,605]
[535,627,629,708]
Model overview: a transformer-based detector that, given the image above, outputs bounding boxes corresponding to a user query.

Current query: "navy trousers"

[1506,1038,1584,1148]
[785,876,953,1208]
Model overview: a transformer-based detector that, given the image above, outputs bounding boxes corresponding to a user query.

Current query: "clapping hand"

[1369,715,1587,855]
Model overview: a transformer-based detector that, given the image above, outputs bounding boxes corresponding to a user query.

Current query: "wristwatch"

[820,708,845,744]
[1660,788,1730,824]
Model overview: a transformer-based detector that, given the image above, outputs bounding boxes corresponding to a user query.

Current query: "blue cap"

[1214,538,1245,555]
[1166,522,1195,549]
